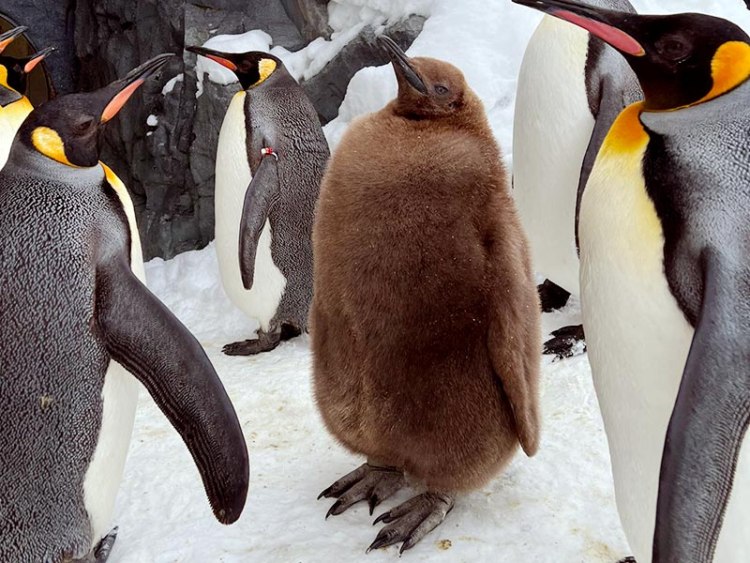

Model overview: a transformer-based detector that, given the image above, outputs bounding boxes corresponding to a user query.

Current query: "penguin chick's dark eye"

[434,85,449,95]
[655,36,691,62]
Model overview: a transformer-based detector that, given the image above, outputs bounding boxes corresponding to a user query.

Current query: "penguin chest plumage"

[82,164,144,549]
[0,97,33,169]
[578,103,694,562]
[513,16,593,296]
[214,91,286,330]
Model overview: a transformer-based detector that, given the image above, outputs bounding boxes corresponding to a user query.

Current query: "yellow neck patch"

[600,102,648,156]
[252,58,277,88]
[0,65,11,90]
[31,126,79,167]
[698,41,750,105]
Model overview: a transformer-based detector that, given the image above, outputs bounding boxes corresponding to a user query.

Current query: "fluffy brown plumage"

[311,38,541,552]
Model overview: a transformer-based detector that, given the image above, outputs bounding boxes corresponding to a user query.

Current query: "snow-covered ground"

[111,1,750,561]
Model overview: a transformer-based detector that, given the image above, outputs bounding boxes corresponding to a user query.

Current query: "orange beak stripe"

[206,54,237,71]
[24,54,48,74]
[101,78,144,123]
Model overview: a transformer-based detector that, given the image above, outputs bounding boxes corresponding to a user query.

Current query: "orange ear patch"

[699,41,750,104]
[101,79,144,123]
[31,126,79,167]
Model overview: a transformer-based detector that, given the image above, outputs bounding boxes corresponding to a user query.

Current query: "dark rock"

[280,0,332,42]
[301,14,425,125]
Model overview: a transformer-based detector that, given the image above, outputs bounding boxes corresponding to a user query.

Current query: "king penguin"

[0,27,52,169]
[311,36,541,553]
[0,54,249,562]
[187,46,330,355]
[512,0,641,358]
[514,1,750,561]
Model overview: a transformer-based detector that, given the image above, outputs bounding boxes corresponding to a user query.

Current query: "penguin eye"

[74,117,96,133]
[434,85,449,96]
[656,36,691,62]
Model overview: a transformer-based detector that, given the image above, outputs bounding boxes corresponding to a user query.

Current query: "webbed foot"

[538,279,571,312]
[223,329,281,356]
[319,462,405,517]
[543,324,586,360]
[368,492,454,554]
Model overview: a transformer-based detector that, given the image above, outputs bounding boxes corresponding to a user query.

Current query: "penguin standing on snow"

[187,45,329,355]
[512,0,641,358]
[312,36,541,553]
[0,54,249,562]
[514,1,750,561]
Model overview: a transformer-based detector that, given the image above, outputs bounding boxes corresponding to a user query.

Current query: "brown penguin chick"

[311,36,541,554]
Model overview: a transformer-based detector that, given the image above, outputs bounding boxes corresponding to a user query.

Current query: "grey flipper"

[653,252,750,562]
[239,152,279,290]
[95,254,249,525]
[72,527,118,562]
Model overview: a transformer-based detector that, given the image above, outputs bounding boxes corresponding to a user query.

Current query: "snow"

[111,1,750,561]
[146,115,158,127]
[161,73,183,96]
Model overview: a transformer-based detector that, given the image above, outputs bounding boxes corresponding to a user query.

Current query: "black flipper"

[0,85,22,107]
[239,153,280,290]
[95,255,249,525]
[575,74,626,249]
[653,252,750,562]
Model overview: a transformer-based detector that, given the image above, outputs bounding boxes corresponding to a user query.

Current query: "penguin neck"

[5,139,104,184]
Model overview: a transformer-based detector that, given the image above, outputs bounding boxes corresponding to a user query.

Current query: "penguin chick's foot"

[543,324,586,360]
[73,527,119,562]
[319,462,406,517]
[537,279,571,312]
[368,492,454,554]
[223,329,281,356]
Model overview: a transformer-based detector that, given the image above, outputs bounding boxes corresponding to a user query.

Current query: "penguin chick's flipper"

[543,324,586,360]
[369,492,454,554]
[223,328,281,356]
[537,279,571,312]
[319,462,406,517]
[653,252,750,562]
[239,151,280,290]
[95,255,249,524]
[72,527,118,562]
[486,214,542,456]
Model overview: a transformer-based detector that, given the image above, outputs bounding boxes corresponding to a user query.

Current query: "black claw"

[373,511,392,525]
[318,486,333,500]
[369,495,379,515]
[325,500,343,520]
[366,531,397,553]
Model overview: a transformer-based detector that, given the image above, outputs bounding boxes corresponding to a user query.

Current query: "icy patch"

[328,0,432,31]
[146,115,158,127]
[161,73,183,96]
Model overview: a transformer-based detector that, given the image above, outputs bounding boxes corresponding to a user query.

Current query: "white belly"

[215,92,286,331]
[581,146,750,562]
[0,97,33,170]
[512,16,593,296]
[83,166,145,548]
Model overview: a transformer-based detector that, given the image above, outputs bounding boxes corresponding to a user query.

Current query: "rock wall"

[9,0,423,260]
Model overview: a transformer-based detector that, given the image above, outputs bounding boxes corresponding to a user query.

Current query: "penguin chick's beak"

[511,0,645,57]
[24,46,56,74]
[0,26,28,54]
[100,53,174,123]
[377,35,428,95]
[185,45,238,71]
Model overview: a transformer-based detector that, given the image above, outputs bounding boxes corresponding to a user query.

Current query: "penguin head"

[0,26,29,107]
[512,0,750,110]
[16,53,173,168]
[378,35,478,120]
[0,46,55,97]
[186,46,282,91]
